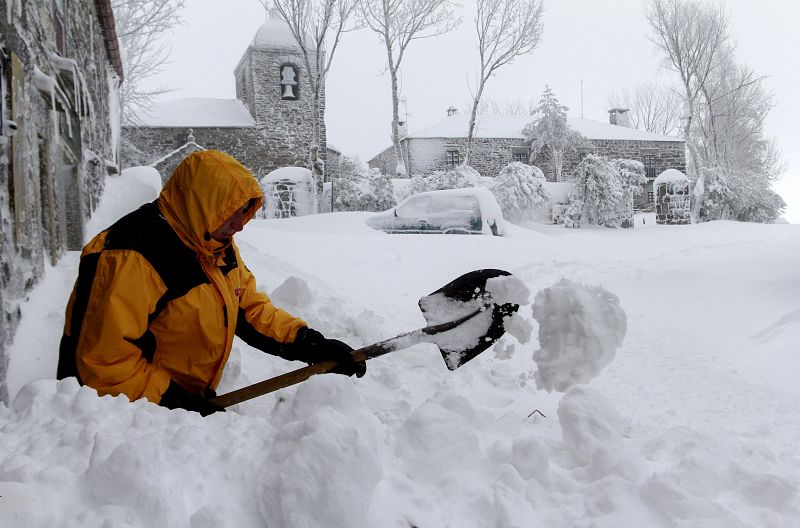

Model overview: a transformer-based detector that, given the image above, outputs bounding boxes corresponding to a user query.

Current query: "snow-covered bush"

[610,159,647,227]
[563,195,583,228]
[571,155,623,227]
[490,162,550,223]
[333,157,395,212]
[692,165,785,224]
[730,174,785,223]
[427,165,482,191]
[394,174,432,202]
[694,165,733,221]
[393,165,483,203]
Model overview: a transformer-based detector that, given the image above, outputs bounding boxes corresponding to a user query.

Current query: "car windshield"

[396,194,479,217]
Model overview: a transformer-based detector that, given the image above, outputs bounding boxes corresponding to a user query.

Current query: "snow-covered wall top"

[653,168,689,185]
[264,166,313,183]
[129,98,256,127]
[406,115,684,143]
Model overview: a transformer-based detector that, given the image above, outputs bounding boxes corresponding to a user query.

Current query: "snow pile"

[258,377,383,528]
[532,278,627,392]
[83,166,162,240]
[418,291,485,326]
[557,386,627,479]
[486,274,531,306]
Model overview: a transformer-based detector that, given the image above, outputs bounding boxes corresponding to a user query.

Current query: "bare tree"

[645,0,728,166]
[464,0,544,166]
[111,0,185,124]
[647,0,783,222]
[260,0,360,210]
[607,81,683,137]
[361,0,460,176]
[475,95,535,116]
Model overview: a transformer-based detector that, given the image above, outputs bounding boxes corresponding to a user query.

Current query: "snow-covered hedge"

[333,157,395,212]
[393,165,484,203]
[566,155,647,228]
[489,162,550,223]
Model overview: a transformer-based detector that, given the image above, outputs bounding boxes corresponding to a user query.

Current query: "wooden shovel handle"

[210,309,487,408]
[211,349,369,408]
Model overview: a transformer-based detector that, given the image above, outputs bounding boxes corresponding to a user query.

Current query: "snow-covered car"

[366,187,505,236]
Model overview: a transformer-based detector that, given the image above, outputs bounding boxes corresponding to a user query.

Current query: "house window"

[643,154,657,179]
[578,147,591,163]
[445,149,460,167]
[511,147,528,163]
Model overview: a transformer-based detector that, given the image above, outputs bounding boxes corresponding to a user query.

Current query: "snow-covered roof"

[130,98,256,128]
[251,11,302,50]
[653,168,689,184]
[405,114,684,143]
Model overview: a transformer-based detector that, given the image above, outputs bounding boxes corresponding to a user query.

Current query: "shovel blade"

[419,269,520,370]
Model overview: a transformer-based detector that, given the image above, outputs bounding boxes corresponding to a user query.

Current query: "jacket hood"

[158,150,263,258]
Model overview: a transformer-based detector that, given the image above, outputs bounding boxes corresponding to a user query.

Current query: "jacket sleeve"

[233,253,308,359]
[74,249,172,403]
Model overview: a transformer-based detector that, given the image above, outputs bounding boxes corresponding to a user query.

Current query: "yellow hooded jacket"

[58,151,307,403]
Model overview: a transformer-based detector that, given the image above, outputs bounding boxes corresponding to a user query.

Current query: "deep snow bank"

[2,365,797,527]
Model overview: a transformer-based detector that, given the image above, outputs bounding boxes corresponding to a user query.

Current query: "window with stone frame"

[445,149,460,167]
[643,154,657,179]
[511,147,529,163]
[53,0,68,56]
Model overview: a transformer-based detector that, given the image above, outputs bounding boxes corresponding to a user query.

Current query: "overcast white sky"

[142,0,800,222]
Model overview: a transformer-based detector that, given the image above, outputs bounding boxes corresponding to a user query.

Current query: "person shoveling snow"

[57,151,365,416]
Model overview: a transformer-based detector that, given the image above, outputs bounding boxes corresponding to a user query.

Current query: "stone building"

[368,110,685,209]
[0,0,124,402]
[122,10,339,185]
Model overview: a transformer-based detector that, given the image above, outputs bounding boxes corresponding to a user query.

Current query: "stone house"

[368,109,686,209]
[0,0,124,402]
[122,10,340,186]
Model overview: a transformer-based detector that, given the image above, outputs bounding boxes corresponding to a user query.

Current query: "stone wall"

[370,137,529,178]
[370,136,685,212]
[121,125,339,184]
[0,0,121,402]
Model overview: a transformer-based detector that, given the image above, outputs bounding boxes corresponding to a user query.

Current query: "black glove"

[294,327,366,378]
[159,380,226,416]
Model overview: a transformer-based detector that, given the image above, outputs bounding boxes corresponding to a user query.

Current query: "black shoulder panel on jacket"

[57,252,101,381]
[103,201,210,302]
[235,308,296,362]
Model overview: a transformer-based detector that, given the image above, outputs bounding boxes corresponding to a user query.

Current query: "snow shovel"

[211,269,520,408]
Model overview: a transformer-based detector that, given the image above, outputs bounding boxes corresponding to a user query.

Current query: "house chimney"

[609,108,631,127]
[446,106,458,117]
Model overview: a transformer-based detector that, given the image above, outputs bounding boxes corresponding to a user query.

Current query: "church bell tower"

[234,9,326,171]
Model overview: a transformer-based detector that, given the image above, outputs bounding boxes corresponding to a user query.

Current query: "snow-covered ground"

[2,170,799,527]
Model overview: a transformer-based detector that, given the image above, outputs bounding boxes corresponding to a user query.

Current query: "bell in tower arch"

[280,64,298,100]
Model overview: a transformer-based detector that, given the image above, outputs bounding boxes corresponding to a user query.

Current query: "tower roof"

[251,9,302,50]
